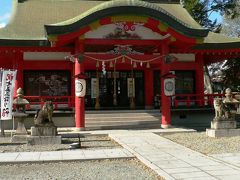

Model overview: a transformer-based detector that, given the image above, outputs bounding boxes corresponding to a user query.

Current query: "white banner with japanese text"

[0,70,2,106]
[1,70,17,120]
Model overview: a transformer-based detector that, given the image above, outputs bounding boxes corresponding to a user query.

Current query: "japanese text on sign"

[0,70,17,120]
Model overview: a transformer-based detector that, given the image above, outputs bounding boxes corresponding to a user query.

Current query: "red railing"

[23,96,75,110]
[172,93,225,108]
[19,93,236,110]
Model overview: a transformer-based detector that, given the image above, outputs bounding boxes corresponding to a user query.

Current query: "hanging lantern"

[122,56,125,63]
[110,61,113,68]
[133,62,137,68]
[140,62,143,67]
[96,61,100,68]
[146,62,150,68]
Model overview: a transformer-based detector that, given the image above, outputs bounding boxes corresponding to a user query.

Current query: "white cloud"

[0,23,6,28]
[0,12,11,21]
[0,12,11,28]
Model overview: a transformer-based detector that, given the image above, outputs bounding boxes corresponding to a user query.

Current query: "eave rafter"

[171,48,240,64]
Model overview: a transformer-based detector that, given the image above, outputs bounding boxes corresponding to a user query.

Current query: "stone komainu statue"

[34,101,54,126]
[213,98,223,118]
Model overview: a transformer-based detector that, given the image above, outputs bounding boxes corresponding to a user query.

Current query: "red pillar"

[195,54,204,105]
[74,42,85,130]
[144,69,154,109]
[71,62,75,109]
[13,51,23,96]
[160,45,171,128]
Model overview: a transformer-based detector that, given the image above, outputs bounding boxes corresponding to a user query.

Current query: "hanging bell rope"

[66,53,177,67]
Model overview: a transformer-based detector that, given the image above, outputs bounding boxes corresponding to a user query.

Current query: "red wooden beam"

[83,38,162,46]
[0,46,73,52]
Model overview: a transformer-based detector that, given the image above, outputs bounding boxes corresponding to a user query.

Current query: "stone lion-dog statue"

[213,98,224,118]
[34,101,54,126]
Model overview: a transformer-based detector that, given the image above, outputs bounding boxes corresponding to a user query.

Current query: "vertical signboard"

[0,70,2,111]
[127,78,135,97]
[91,78,98,98]
[1,70,17,120]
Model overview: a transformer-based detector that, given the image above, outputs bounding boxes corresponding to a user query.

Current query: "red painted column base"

[161,94,171,128]
[75,97,85,131]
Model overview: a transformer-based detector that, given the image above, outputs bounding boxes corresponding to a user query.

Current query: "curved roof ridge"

[48,0,196,29]
[45,0,209,38]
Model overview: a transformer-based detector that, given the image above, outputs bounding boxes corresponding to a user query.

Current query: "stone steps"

[85,110,161,130]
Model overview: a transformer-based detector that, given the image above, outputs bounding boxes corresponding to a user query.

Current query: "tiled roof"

[0,0,204,40]
[0,0,239,49]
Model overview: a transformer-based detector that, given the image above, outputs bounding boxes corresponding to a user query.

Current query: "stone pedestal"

[211,119,237,129]
[206,129,240,137]
[11,135,29,143]
[14,113,28,135]
[27,136,62,145]
[207,118,239,137]
[11,135,61,144]
[11,113,29,143]
[31,126,57,136]
[29,126,61,145]
[15,117,28,135]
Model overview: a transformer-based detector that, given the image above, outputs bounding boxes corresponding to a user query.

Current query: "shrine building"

[1,0,240,130]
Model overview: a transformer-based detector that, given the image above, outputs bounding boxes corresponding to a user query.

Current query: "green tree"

[221,1,240,90]
[182,0,240,91]
[221,0,240,37]
[182,0,237,31]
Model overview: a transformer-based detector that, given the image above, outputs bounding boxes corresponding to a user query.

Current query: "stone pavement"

[1,128,240,180]
[109,132,240,180]
[210,153,240,168]
[0,148,133,163]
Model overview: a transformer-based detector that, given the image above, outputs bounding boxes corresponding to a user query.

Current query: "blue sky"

[0,0,13,28]
[209,11,223,24]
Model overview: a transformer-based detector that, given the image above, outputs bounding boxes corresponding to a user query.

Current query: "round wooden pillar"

[160,45,171,128]
[13,51,23,96]
[74,43,85,131]
[144,69,154,109]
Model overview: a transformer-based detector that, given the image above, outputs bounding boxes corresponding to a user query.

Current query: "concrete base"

[27,136,62,145]
[211,120,237,129]
[74,127,85,131]
[206,128,240,137]
[31,126,57,136]
[11,135,28,143]
[11,135,62,145]
[161,124,171,129]
[15,121,28,135]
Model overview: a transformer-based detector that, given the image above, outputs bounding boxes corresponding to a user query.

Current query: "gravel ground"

[0,159,162,180]
[0,135,121,153]
[161,132,240,155]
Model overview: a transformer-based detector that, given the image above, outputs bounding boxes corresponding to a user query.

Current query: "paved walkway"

[110,132,240,180]
[0,148,133,163]
[1,129,240,180]
[210,153,240,168]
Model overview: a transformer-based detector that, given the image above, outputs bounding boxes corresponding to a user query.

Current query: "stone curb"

[0,148,135,164]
